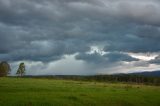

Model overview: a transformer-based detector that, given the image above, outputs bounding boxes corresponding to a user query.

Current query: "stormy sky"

[0,0,160,75]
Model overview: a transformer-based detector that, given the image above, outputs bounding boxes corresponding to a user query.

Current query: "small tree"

[0,61,11,77]
[16,63,25,76]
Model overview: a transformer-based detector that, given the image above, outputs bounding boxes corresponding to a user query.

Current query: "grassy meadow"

[0,77,160,106]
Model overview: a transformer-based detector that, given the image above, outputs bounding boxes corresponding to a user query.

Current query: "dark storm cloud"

[150,55,160,64]
[0,0,160,64]
[104,32,160,53]
[75,52,139,65]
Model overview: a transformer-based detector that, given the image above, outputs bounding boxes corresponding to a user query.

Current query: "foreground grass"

[0,77,160,106]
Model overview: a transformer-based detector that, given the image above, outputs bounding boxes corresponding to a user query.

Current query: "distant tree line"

[86,75,160,86]
[36,75,160,86]
[0,61,25,77]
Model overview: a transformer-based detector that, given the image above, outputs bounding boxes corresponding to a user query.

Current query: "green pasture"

[0,77,159,106]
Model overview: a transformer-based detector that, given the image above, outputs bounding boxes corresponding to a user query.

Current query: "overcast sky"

[0,0,160,75]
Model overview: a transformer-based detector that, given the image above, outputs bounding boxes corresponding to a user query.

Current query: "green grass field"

[0,77,160,106]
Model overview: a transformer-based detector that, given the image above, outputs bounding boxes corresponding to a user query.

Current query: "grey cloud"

[113,0,160,26]
[150,55,160,64]
[135,25,160,40]
[75,52,106,64]
[75,52,139,65]
[104,34,160,53]
[104,52,139,62]
[0,39,90,62]
[0,0,160,64]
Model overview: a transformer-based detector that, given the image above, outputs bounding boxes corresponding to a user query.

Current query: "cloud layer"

[0,0,160,75]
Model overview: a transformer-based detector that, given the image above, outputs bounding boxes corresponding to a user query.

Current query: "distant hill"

[127,70,160,77]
